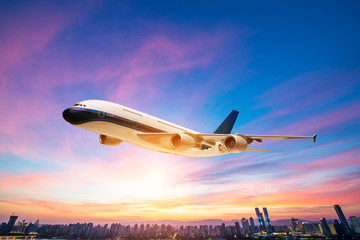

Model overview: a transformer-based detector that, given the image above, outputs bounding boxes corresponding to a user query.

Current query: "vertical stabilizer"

[213,110,239,134]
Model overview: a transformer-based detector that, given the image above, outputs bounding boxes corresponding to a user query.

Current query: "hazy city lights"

[1,205,359,239]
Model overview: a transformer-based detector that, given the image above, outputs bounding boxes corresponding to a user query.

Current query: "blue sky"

[0,0,359,223]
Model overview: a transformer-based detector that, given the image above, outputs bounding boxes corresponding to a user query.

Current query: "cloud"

[0,1,97,134]
[241,69,360,134]
[285,146,360,172]
[271,100,360,135]
[95,31,232,106]
[257,69,360,113]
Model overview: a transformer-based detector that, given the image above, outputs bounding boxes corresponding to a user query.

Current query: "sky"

[0,0,360,225]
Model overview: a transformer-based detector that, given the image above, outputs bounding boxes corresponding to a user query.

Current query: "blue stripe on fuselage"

[70,107,164,133]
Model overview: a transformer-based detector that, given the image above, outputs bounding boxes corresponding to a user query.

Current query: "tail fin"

[213,110,239,134]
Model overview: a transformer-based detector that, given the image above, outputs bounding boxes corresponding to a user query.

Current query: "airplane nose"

[63,108,77,124]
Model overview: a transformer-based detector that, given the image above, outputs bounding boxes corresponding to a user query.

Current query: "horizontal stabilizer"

[246,148,270,152]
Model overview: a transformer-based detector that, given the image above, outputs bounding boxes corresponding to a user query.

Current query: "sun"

[149,171,165,185]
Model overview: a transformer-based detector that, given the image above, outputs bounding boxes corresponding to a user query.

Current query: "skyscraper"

[334,204,352,235]
[249,217,256,233]
[349,216,360,234]
[291,218,301,232]
[5,215,18,234]
[241,218,250,234]
[263,207,272,233]
[334,220,344,236]
[234,222,241,236]
[255,208,266,232]
[221,223,227,238]
[320,218,331,236]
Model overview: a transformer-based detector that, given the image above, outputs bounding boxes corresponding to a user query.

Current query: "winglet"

[313,134,317,143]
[213,110,239,134]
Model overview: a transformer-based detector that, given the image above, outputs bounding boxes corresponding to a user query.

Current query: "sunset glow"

[0,1,360,224]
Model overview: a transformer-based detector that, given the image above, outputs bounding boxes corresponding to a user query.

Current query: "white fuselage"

[65,100,225,157]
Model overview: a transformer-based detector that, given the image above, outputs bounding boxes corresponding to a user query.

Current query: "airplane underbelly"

[75,121,226,157]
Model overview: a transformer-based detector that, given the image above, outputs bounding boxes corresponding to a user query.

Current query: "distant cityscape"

[1,204,359,239]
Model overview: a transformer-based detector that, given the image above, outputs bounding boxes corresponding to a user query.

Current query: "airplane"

[63,100,317,157]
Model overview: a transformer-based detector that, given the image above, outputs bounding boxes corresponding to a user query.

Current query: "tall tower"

[241,218,250,234]
[6,215,18,234]
[291,218,301,232]
[234,222,241,236]
[320,218,331,235]
[221,223,227,238]
[249,217,256,233]
[334,205,351,235]
[263,207,272,233]
[255,208,266,232]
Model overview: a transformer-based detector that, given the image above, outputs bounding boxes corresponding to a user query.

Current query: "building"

[249,217,256,233]
[334,219,345,236]
[302,222,314,235]
[234,222,241,236]
[241,218,250,234]
[11,220,28,234]
[291,218,301,232]
[255,208,267,232]
[220,223,226,238]
[5,215,18,234]
[0,223,7,234]
[26,219,39,235]
[263,207,272,233]
[334,204,352,235]
[320,218,331,236]
[349,216,360,234]
[328,223,337,235]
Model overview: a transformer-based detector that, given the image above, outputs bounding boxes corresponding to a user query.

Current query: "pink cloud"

[286,147,360,172]
[271,100,360,135]
[258,69,360,110]
[242,69,360,133]
[0,2,100,161]
[0,2,78,78]
[95,32,230,105]
[0,2,95,133]
[0,4,72,135]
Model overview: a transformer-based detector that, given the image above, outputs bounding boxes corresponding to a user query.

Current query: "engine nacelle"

[221,135,247,153]
[99,134,122,146]
[170,133,197,150]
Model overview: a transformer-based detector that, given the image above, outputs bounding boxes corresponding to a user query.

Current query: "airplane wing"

[137,132,221,149]
[137,133,177,145]
[246,148,270,152]
[245,134,317,143]
[137,132,317,151]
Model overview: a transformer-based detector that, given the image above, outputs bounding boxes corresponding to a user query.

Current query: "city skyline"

[1,205,358,226]
[1,205,359,238]
[1,0,360,223]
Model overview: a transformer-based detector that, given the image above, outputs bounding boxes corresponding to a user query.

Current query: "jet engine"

[170,133,197,150]
[99,134,122,146]
[221,135,247,153]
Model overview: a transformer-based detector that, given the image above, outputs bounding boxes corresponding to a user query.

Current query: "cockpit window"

[73,103,86,107]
